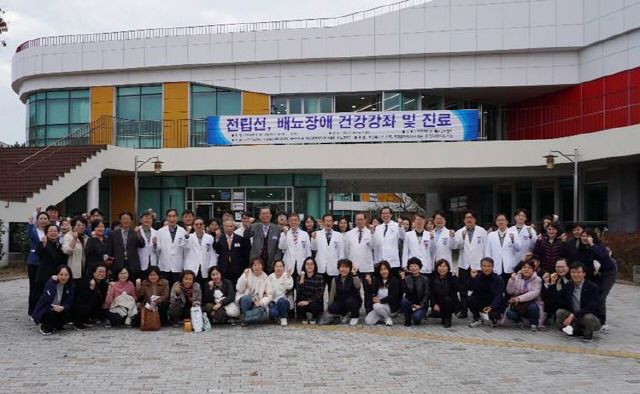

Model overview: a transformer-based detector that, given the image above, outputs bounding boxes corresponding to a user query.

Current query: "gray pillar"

[607,164,640,232]
[425,192,442,216]
[87,177,100,213]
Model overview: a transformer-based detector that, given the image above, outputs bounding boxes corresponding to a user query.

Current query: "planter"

[634,265,640,285]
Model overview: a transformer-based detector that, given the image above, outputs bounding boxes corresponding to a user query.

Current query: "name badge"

[422,239,429,247]
[234,243,241,247]
[477,237,482,245]
[443,239,448,246]
[334,242,340,250]
[366,241,370,247]
[301,241,307,248]
[272,236,279,240]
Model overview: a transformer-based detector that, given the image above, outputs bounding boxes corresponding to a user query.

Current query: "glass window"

[46,100,69,124]
[70,90,90,98]
[162,176,187,188]
[188,176,213,188]
[117,96,141,120]
[383,92,401,111]
[192,93,216,119]
[246,188,287,201]
[402,93,420,111]
[141,95,162,121]
[335,94,381,112]
[271,97,288,114]
[46,91,69,99]
[421,95,441,110]
[118,87,140,96]
[70,99,89,123]
[116,85,162,148]
[213,175,238,187]
[217,91,241,115]
[26,89,90,146]
[319,96,333,113]
[304,97,318,114]
[289,98,302,114]
[585,184,607,222]
[239,175,266,187]
[142,85,162,95]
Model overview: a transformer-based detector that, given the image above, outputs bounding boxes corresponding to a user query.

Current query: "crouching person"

[323,259,362,326]
[400,257,429,327]
[71,263,108,330]
[236,259,272,326]
[203,266,240,324]
[169,270,202,325]
[268,260,294,327]
[468,258,504,328]
[103,267,137,327]
[135,267,170,326]
[34,265,75,335]
[555,261,604,341]
[505,260,545,331]
[364,261,401,326]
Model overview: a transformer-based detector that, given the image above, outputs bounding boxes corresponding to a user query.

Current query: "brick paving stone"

[0,279,639,393]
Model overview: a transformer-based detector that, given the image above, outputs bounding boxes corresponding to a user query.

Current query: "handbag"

[202,312,212,332]
[140,308,161,331]
[190,306,204,332]
[242,306,264,325]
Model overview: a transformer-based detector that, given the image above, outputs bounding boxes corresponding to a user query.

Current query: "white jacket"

[432,227,455,265]
[137,227,158,271]
[156,225,187,273]
[373,220,405,268]
[268,272,294,304]
[235,271,272,308]
[344,227,376,273]
[62,232,86,279]
[278,228,311,275]
[402,230,437,273]
[108,293,138,325]
[311,229,345,275]
[454,226,488,270]
[507,225,537,262]
[484,230,518,275]
[180,232,217,276]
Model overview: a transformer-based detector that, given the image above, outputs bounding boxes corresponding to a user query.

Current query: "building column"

[87,177,100,213]
[607,164,640,232]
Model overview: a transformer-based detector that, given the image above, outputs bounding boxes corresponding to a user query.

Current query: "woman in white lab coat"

[484,213,519,284]
[507,208,537,263]
[180,218,217,290]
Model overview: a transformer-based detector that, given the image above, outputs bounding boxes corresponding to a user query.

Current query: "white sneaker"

[385,318,393,326]
[349,318,358,326]
[280,318,287,327]
[601,324,609,332]
[469,319,483,328]
[341,314,351,324]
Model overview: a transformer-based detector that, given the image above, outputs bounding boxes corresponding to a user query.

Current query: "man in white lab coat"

[180,217,217,290]
[453,209,488,319]
[311,214,344,289]
[373,207,405,278]
[402,213,437,277]
[431,210,456,267]
[344,213,377,277]
[155,208,187,288]
[278,213,311,284]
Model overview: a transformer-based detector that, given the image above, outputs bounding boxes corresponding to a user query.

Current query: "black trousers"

[72,299,102,325]
[41,309,68,331]
[328,297,362,318]
[432,295,455,323]
[161,271,182,289]
[28,264,39,315]
[457,268,470,314]
[469,295,501,321]
[296,300,323,319]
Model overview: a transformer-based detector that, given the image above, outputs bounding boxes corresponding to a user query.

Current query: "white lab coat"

[311,229,344,276]
[402,230,437,274]
[137,227,158,271]
[156,225,187,273]
[373,221,405,268]
[180,232,217,277]
[454,226,488,271]
[432,227,456,265]
[278,229,311,275]
[507,225,537,262]
[483,230,518,275]
[344,227,376,273]
[233,226,246,237]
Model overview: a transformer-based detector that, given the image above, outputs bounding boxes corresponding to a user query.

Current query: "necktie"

[358,229,362,243]
[416,231,423,243]
[227,235,233,251]
[326,231,332,245]
[293,230,298,246]
[384,224,388,237]
[499,232,505,247]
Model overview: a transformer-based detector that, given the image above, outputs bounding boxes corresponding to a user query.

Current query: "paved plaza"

[0,278,639,393]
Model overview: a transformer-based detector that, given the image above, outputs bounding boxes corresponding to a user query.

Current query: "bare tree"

[0,8,7,47]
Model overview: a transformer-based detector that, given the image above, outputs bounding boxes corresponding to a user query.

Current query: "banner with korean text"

[206,110,478,145]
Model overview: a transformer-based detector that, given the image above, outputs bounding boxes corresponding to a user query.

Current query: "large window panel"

[46,100,69,124]
[117,96,140,120]
[70,99,89,123]
[140,95,162,121]
[217,91,241,115]
[335,94,381,112]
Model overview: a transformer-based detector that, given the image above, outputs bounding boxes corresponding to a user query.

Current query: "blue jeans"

[400,297,425,323]
[269,298,290,319]
[239,295,256,313]
[506,303,540,326]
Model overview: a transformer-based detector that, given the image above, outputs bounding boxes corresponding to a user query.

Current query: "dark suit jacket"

[558,279,605,324]
[214,233,250,284]
[245,222,282,266]
[109,228,144,273]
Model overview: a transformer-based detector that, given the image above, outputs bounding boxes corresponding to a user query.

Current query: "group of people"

[26,204,616,341]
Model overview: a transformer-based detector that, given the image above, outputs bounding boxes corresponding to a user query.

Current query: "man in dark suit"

[214,220,250,285]
[109,211,144,281]
[244,206,281,272]
[556,261,605,341]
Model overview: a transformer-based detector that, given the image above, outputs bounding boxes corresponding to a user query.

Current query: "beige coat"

[62,232,86,279]
[235,270,272,308]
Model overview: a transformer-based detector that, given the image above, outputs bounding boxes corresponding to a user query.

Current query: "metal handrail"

[15,0,427,53]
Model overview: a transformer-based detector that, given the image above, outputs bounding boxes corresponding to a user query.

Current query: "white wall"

[11,0,640,100]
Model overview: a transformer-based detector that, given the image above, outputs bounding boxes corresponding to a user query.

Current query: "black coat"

[214,233,250,284]
[364,276,402,313]
[109,228,144,273]
[203,278,236,306]
[85,236,110,276]
[402,274,430,309]
[558,279,605,324]
[429,273,461,307]
[72,277,108,311]
[35,241,67,283]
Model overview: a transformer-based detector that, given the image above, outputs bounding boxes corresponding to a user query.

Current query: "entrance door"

[194,203,213,222]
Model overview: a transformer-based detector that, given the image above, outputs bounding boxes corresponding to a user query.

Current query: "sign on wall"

[206,110,478,145]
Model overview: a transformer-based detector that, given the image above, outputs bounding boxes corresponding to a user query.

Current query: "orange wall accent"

[378,193,403,203]
[163,82,189,148]
[110,176,134,223]
[242,91,270,115]
[90,86,114,145]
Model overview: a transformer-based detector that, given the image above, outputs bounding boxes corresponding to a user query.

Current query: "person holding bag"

[203,266,240,324]
[168,270,202,325]
[135,267,170,328]
[235,259,272,326]
[505,260,545,331]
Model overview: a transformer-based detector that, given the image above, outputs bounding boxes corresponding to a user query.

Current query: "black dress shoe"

[404,320,411,327]
[457,312,468,319]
